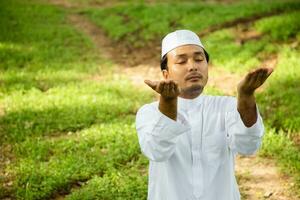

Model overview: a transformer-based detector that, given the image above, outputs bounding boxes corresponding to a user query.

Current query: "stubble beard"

[180,84,204,99]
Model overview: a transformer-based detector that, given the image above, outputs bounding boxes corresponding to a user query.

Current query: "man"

[135,30,273,200]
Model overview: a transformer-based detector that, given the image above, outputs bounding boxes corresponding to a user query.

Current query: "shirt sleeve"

[135,103,190,162]
[225,97,265,155]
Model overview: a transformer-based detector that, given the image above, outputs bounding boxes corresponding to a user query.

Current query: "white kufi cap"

[161,30,205,58]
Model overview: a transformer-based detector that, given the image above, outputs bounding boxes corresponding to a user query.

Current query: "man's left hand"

[238,67,273,96]
[237,67,273,127]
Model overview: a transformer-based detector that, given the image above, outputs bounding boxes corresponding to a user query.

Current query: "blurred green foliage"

[0,0,299,199]
[257,47,300,132]
[65,167,148,200]
[260,128,300,189]
[0,0,151,199]
[13,123,148,199]
[83,0,300,46]
[0,80,151,143]
[255,11,300,41]
[203,29,265,73]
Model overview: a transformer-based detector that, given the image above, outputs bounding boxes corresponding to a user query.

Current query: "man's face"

[163,44,208,98]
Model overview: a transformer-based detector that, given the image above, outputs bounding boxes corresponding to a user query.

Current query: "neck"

[179,87,203,99]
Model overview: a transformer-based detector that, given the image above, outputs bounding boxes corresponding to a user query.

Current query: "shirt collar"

[178,94,204,111]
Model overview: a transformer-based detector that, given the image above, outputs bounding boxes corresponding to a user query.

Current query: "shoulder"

[136,101,159,118]
[135,101,161,125]
[136,101,158,113]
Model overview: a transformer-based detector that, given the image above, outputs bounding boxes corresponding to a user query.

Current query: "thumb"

[267,68,274,76]
[144,80,158,90]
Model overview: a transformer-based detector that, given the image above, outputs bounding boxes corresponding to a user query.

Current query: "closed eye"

[176,60,186,64]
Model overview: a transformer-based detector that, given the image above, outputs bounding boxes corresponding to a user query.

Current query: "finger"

[259,67,273,78]
[247,70,259,86]
[158,81,165,94]
[247,69,264,89]
[174,82,180,95]
[259,68,273,84]
[266,68,274,76]
[169,81,175,96]
[245,69,257,83]
[144,80,157,90]
[256,70,265,82]
[259,67,269,75]
[244,71,253,82]
[254,67,267,78]
[163,81,170,96]
[249,68,264,86]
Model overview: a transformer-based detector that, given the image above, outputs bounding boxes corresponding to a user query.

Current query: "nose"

[187,59,198,72]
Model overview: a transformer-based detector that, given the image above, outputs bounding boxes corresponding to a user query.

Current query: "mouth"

[185,74,202,81]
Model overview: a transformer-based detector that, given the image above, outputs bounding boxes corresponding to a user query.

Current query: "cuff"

[226,104,264,137]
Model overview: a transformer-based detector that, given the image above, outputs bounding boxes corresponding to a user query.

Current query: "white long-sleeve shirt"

[135,95,264,200]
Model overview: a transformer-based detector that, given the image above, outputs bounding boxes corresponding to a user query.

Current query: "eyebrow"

[194,51,205,56]
[175,51,204,58]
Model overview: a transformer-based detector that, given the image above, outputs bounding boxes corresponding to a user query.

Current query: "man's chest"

[176,110,228,165]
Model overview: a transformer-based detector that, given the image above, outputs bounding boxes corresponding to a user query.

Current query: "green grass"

[12,121,149,199]
[202,10,300,73]
[257,46,300,132]
[0,70,85,94]
[260,128,300,198]
[255,11,300,41]
[82,0,300,46]
[78,0,300,73]
[256,46,300,195]
[65,164,148,200]
[0,79,150,143]
[1,0,300,199]
[203,29,268,73]
[0,0,113,93]
[0,0,152,199]
[0,1,102,71]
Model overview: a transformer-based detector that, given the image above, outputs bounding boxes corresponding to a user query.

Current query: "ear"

[162,69,169,80]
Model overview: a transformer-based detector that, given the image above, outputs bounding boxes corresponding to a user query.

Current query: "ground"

[60,2,298,199]
[0,0,299,199]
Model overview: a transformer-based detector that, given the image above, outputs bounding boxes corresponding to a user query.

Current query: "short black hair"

[160,49,210,71]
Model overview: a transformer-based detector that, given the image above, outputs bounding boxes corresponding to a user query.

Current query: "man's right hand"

[144,79,180,121]
[144,79,181,99]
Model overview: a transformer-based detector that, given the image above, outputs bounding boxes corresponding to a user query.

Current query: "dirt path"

[236,155,298,200]
[66,16,297,200]
[68,14,119,63]
[44,1,298,199]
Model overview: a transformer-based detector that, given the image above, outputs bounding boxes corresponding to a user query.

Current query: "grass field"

[0,0,151,199]
[82,0,300,45]
[1,0,299,199]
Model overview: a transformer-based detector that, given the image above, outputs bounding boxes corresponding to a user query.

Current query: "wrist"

[238,89,254,99]
[159,95,177,121]
[237,92,256,110]
[160,95,177,103]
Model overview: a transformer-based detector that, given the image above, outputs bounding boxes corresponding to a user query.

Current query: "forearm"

[237,93,257,127]
[159,96,177,121]
[236,67,273,127]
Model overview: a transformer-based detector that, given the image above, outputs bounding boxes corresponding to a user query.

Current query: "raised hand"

[238,67,273,96]
[144,79,180,120]
[144,79,181,99]
[237,67,273,127]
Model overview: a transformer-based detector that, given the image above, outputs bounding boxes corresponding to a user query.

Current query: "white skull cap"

[161,30,205,59]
